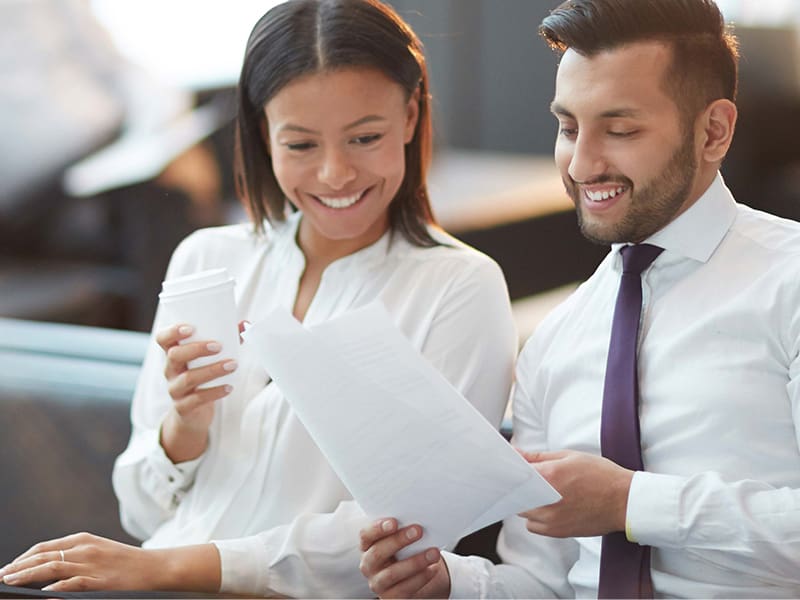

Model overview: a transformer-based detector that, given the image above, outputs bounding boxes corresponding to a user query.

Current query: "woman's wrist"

[159,410,209,464]
[153,544,222,592]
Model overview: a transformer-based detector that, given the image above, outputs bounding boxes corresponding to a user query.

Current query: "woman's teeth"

[586,186,626,202]
[316,191,364,209]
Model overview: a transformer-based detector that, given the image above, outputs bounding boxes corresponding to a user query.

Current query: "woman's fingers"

[171,383,233,419]
[167,358,237,400]
[164,340,225,380]
[156,324,193,353]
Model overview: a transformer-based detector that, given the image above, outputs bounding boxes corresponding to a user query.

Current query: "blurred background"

[1,0,799,333]
[0,0,798,566]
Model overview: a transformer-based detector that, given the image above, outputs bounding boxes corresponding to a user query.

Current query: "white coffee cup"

[158,268,239,389]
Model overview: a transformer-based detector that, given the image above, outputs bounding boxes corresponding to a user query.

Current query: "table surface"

[427,149,570,233]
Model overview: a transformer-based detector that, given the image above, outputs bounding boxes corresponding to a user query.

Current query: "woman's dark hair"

[539,0,739,125]
[234,0,437,246]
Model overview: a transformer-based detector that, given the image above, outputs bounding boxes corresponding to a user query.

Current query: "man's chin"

[576,212,619,246]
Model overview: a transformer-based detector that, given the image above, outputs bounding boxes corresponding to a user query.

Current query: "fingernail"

[425,549,438,562]
[3,573,19,584]
[222,360,238,372]
[406,527,419,540]
[207,342,222,352]
[381,520,393,533]
[223,385,233,394]
[178,325,194,336]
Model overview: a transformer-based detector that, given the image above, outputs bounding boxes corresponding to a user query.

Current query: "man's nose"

[568,134,608,183]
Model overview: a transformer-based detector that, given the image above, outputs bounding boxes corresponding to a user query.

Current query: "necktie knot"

[620,244,663,276]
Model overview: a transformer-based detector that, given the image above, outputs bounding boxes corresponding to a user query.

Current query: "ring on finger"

[59,549,65,562]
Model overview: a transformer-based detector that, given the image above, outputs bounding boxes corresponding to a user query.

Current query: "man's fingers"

[517,449,570,463]
[385,563,440,599]
[360,525,423,576]
[369,548,440,597]
[360,518,397,551]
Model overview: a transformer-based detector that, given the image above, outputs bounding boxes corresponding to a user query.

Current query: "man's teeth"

[586,186,626,202]
[317,191,363,209]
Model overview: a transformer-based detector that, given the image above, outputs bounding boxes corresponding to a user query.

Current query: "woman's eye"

[286,142,316,151]
[351,134,382,145]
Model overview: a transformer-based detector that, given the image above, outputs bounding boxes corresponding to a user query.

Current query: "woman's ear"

[698,98,737,164]
[403,87,421,144]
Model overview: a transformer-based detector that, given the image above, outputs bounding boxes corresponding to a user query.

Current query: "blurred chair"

[0,317,149,564]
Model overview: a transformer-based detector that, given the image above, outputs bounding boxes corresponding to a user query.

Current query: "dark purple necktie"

[598,243,663,599]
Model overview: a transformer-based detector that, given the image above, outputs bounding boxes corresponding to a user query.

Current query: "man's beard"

[566,129,697,245]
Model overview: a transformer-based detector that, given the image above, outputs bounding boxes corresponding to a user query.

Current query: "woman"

[0,0,517,596]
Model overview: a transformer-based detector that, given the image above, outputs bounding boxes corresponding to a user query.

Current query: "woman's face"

[264,67,419,257]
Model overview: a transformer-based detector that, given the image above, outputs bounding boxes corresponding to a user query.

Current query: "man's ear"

[697,98,737,164]
[403,86,421,144]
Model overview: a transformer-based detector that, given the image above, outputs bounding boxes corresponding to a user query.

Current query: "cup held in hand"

[159,268,240,389]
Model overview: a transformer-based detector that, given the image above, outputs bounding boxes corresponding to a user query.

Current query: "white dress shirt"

[112,211,518,598]
[444,174,800,598]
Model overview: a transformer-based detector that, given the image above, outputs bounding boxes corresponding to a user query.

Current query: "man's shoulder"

[731,203,800,259]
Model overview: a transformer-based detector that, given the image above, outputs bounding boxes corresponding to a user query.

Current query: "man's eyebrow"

[598,108,642,119]
[276,115,388,135]
[550,102,643,120]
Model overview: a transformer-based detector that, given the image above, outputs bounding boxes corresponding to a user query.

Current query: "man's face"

[552,42,700,245]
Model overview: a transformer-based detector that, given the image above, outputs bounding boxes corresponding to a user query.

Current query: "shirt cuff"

[214,535,272,596]
[141,426,204,511]
[442,551,482,599]
[627,470,684,547]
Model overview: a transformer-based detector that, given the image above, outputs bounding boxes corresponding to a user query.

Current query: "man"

[358,0,800,597]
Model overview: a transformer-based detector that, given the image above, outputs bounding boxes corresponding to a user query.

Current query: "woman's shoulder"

[394,226,503,279]
[166,222,265,276]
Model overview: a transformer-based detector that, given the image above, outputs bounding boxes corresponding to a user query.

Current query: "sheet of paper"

[243,302,560,557]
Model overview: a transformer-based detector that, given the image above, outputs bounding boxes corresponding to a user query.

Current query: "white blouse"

[112,211,517,598]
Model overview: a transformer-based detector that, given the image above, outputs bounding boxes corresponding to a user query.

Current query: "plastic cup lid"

[160,268,232,297]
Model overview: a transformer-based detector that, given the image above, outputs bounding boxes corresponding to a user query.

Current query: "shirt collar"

[612,172,737,264]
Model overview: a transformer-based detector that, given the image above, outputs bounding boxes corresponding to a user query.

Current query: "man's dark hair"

[235,0,437,246]
[539,0,739,124]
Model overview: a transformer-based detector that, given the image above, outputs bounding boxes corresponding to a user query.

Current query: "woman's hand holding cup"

[156,323,238,463]
[159,324,238,428]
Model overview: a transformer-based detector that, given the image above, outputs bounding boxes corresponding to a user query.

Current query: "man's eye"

[608,130,637,138]
[559,127,578,138]
[286,142,316,151]
[351,134,382,145]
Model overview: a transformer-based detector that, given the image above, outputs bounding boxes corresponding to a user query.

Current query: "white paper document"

[243,303,560,557]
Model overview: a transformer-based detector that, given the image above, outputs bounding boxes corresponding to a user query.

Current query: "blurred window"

[89,0,281,90]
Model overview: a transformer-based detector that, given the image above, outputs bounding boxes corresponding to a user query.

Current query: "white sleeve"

[446,336,579,598]
[111,237,207,541]
[214,257,519,598]
[626,310,800,588]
